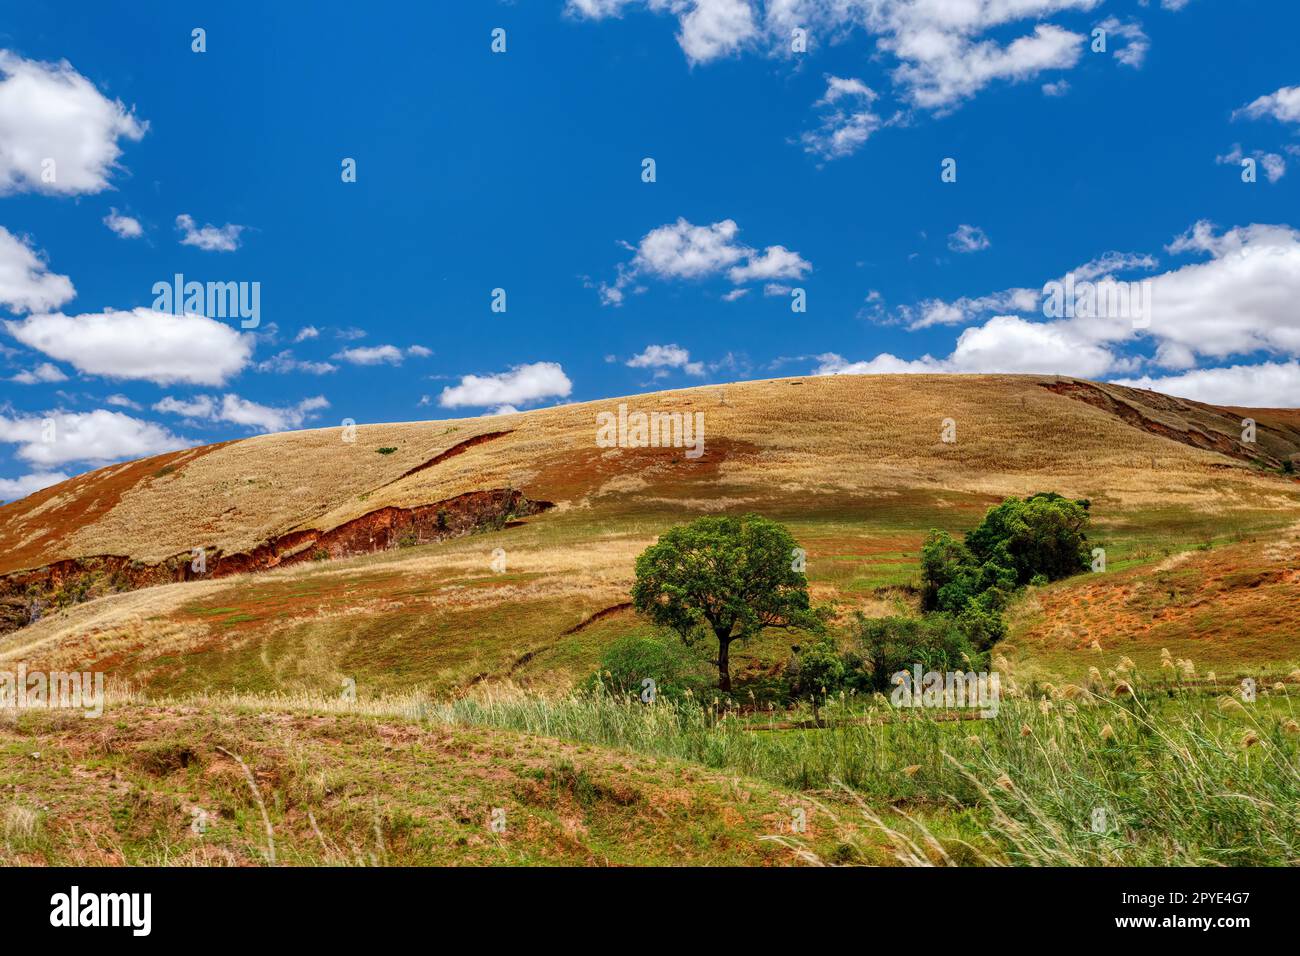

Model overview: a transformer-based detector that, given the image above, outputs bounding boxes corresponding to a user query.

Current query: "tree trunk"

[716,634,733,692]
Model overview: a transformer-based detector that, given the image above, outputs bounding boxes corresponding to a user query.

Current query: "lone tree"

[631,514,820,692]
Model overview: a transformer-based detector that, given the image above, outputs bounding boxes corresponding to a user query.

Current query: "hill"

[2,373,1297,695]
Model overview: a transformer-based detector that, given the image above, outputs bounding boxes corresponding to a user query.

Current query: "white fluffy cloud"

[332,344,405,365]
[0,50,146,196]
[153,395,216,419]
[1097,17,1149,69]
[727,244,810,283]
[6,307,254,385]
[1141,222,1300,363]
[567,0,757,65]
[0,226,75,313]
[817,314,1119,378]
[153,393,329,434]
[439,361,572,412]
[801,76,886,159]
[569,1,1101,110]
[103,208,143,239]
[948,224,991,253]
[0,469,69,502]
[677,0,758,63]
[899,250,1158,330]
[10,361,67,384]
[217,394,328,433]
[1112,361,1300,408]
[1234,85,1300,125]
[634,218,747,278]
[899,288,1041,330]
[1216,144,1286,184]
[627,343,705,376]
[176,213,245,252]
[600,217,809,304]
[255,350,337,375]
[886,21,1086,111]
[832,220,1300,405]
[0,409,192,467]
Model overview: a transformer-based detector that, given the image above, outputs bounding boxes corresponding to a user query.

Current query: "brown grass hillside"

[3,374,1297,574]
[1,374,1297,695]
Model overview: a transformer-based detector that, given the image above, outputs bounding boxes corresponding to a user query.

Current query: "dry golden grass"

[4,373,1295,572]
[2,373,1297,698]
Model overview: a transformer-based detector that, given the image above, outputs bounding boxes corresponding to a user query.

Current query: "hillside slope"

[2,374,1297,692]
[0,700,847,866]
[3,374,1296,574]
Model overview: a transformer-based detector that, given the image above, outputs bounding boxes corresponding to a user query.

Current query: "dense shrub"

[919,493,1091,645]
[965,492,1091,586]
[851,612,983,692]
[585,633,714,700]
[785,636,848,721]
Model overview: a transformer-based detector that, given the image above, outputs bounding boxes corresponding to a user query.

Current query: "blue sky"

[1,0,1297,500]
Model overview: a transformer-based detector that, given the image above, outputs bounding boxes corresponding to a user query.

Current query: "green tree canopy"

[965,492,1091,586]
[631,514,820,692]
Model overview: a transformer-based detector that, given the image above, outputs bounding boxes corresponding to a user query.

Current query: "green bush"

[915,493,1091,663]
[851,612,982,693]
[965,492,1091,586]
[920,530,1016,615]
[786,636,848,721]
[584,633,714,700]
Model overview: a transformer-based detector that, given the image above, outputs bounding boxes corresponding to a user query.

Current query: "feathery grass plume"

[1087,667,1102,683]
[1273,682,1287,694]
[1100,723,1115,741]
[1160,648,1172,661]
[1217,696,1246,715]
[1207,671,1217,683]
[1240,731,1260,749]
[1090,640,1102,652]
[1112,681,1133,696]
[1290,669,1300,682]
[903,765,921,777]
[1020,724,1033,738]
[1118,656,1136,673]
[1282,719,1300,735]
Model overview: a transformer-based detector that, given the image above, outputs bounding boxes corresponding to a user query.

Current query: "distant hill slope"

[3,374,1298,694]
[3,375,1297,579]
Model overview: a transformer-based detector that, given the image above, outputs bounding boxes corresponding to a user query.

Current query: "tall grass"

[426,680,1300,866]
[165,674,1300,865]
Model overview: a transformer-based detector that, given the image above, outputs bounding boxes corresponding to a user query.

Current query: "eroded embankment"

[382,429,512,487]
[0,488,551,635]
[1039,380,1281,466]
